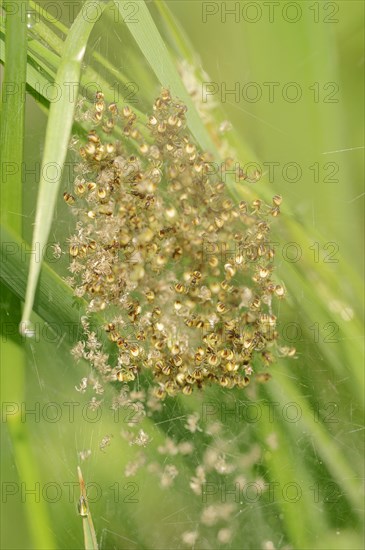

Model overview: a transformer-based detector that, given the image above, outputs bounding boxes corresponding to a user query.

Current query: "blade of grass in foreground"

[115,0,217,154]
[0,8,25,229]
[154,0,194,61]
[20,0,107,334]
[0,2,55,548]
[29,0,134,90]
[78,467,98,550]
[264,365,363,516]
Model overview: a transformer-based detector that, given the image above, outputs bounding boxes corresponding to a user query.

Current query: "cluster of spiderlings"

[65,89,294,399]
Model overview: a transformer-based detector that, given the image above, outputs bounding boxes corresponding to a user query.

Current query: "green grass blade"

[1,5,25,231]
[29,1,134,89]
[0,224,85,337]
[257,398,325,548]
[115,0,216,154]
[20,0,107,333]
[0,2,55,548]
[0,34,53,110]
[78,467,99,550]
[265,367,363,515]
[154,0,194,61]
